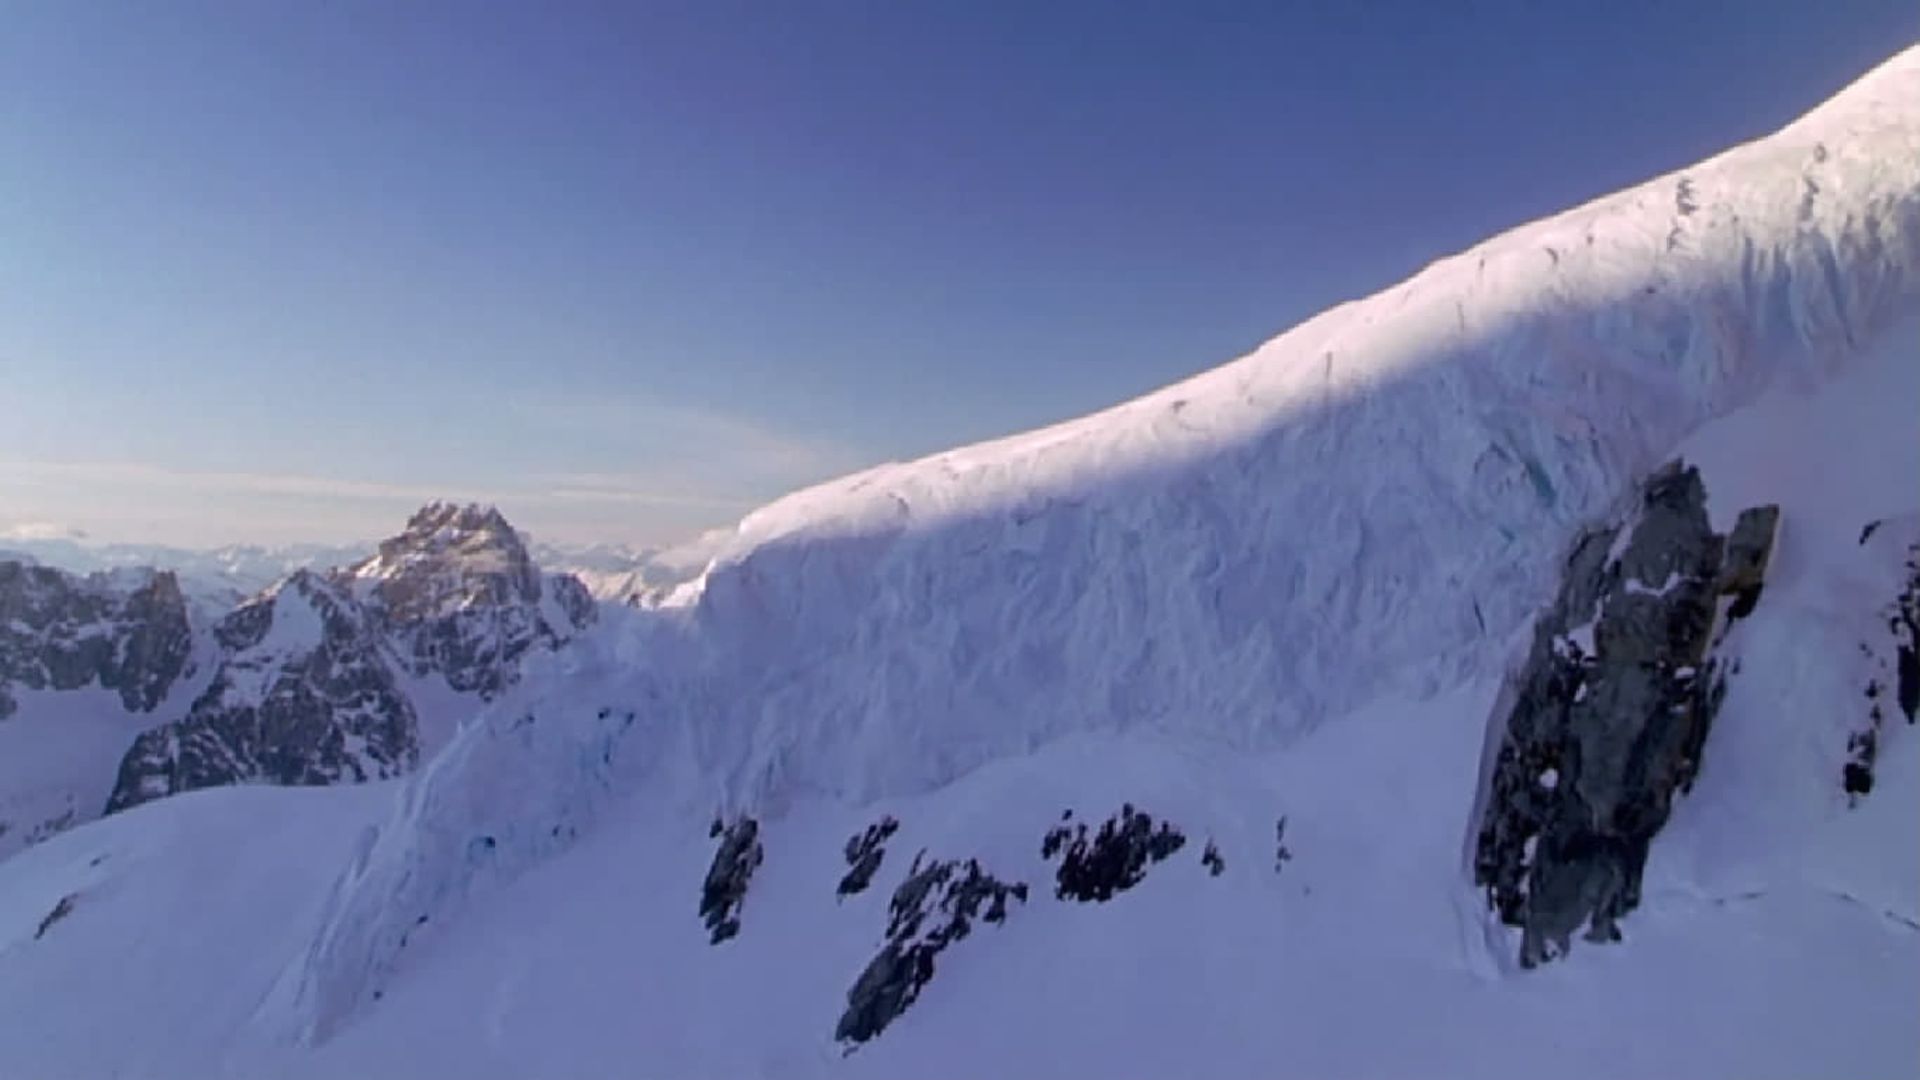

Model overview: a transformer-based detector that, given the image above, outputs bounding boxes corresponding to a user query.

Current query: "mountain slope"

[0,562,215,860]
[1,43,1917,1080]
[105,504,596,814]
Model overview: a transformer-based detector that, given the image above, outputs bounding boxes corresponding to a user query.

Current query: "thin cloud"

[0,459,484,503]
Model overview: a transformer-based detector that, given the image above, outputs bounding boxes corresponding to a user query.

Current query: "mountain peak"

[396,502,520,552]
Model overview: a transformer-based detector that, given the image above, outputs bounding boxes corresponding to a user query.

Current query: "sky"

[2,1,1914,550]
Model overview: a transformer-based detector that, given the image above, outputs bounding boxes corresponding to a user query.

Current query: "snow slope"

[0,42,1917,1080]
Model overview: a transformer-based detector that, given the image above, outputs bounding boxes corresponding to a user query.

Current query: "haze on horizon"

[3,1,1912,550]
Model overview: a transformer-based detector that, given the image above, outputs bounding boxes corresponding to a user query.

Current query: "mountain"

[0,562,214,858]
[2,44,1917,1080]
[0,504,594,860]
[3,528,722,609]
[104,503,595,814]
[0,537,367,609]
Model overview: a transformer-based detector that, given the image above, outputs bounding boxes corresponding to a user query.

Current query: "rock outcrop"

[835,853,1027,1046]
[0,562,194,718]
[1845,525,1918,799]
[700,816,763,944]
[1043,805,1187,902]
[1472,461,1779,967]
[105,571,417,813]
[838,815,900,898]
[343,503,594,700]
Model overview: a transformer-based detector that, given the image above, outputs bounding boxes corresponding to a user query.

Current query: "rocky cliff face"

[1473,460,1779,966]
[344,503,596,700]
[0,562,195,719]
[105,571,418,813]
[102,504,597,815]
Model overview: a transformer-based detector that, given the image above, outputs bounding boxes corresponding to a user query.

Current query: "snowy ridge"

[271,46,1920,1042]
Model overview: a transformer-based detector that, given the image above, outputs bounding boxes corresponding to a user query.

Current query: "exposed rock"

[835,852,1027,1046]
[1473,461,1778,967]
[1273,816,1293,873]
[102,503,598,816]
[0,561,194,718]
[106,571,418,813]
[1844,529,1919,801]
[838,815,900,898]
[1720,506,1780,618]
[1202,840,1226,877]
[34,892,76,940]
[340,503,594,700]
[1044,803,1187,902]
[700,816,763,944]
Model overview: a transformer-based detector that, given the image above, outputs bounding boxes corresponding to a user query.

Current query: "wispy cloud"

[0,395,883,548]
[0,459,487,504]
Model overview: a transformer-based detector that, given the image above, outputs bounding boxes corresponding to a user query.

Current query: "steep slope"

[0,561,214,859]
[0,43,1916,1080]
[103,504,596,814]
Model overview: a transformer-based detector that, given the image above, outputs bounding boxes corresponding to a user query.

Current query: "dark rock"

[34,892,76,940]
[0,562,194,718]
[1844,533,1920,800]
[1720,506,1780,619]
[1045,804,1187,902]
[835,852,1026,1046]
[700,816,763,944]
[837,815,900,898]
[105,571,418,813]
[103,503,596,816]
[1202,840,1226,877]
[1473,461,1777,967]
[339,503,594,701]
[1274,817,1293,872]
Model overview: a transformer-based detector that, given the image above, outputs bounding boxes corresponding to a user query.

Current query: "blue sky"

[2,1,1913,548]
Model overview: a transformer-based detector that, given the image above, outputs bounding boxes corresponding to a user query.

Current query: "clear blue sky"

[2,1,1913,548]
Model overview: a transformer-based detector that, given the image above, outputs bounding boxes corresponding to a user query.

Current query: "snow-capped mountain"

[105,503,596,814]
[2,43,1917,1080]
[0,504,595,859]
[3,527,720,609]
[0,561,214,858]
[0,537,366,609]
[0,562,197,720]
[344,503,597,700]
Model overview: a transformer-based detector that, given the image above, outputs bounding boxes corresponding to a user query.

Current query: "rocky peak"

[346,502,540,618]
[101,506,600,816]
[341,503,595,700]
[0,560,195,718]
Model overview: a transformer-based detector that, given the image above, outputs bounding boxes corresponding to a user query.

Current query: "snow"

[261,583,327,655]
[0,634,219,863]
[1625,569,1686,597]
[0,41,1917,1080]
[0,784,394,1078]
